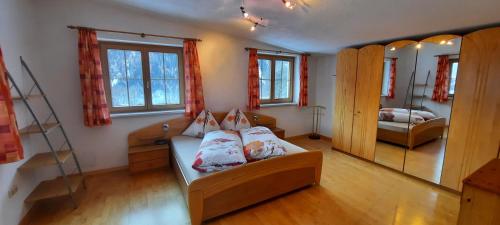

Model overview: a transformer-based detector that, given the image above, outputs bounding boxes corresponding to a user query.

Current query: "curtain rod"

[434,53,460,57]
[67,25,202,42]
[245,47,310,56]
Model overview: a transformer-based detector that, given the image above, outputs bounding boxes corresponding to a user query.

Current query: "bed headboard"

[128,112,277,147]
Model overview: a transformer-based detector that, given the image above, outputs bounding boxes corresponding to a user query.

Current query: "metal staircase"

[8,57,85,208]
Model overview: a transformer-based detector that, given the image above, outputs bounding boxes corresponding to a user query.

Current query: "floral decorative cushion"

[240,126,287,161]
[220,108,251,130]
[379,111,425,124]
[192,130,247,172]
[183,110,221,138]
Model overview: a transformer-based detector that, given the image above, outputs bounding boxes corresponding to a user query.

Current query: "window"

[381,59,391,96]
[448,59,459,95]
[257,54,294,104]
[100,42,184,113]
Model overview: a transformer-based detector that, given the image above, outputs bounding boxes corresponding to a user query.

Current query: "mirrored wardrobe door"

[374,41,418,171]
[403,35,462,183]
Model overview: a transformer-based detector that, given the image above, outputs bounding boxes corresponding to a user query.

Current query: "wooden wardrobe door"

[350,45,384,160]
[441,27,500,191]
[332,48,358,152]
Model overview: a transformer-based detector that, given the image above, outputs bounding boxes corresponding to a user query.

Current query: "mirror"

[403,35,462,183]
[374,41,418,171]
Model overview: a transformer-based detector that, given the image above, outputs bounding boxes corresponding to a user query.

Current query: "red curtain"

[298,54,309,107]
[78,28,112,127]
[432,55,450,103]
[387,58,397,99]
[0,47,24,164]
[184,40,205,118]
[247,48,260,111]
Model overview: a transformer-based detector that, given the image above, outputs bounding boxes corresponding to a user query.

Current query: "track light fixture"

[282,0,296,9]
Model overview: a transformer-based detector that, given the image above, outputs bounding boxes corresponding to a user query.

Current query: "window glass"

[258,59,272,100]
[257,55,294,103]
[107,49,144,107]
[149,52,180,105]
[381,59,391,96]
[449,61,459,95]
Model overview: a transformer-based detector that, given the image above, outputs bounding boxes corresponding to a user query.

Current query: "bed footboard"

[186,151,323,225]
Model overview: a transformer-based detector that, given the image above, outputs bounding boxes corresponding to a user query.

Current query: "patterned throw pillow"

[192,130,247,172]
[240,126,287,161]
[220,108,251,130]
[183,110,221,138]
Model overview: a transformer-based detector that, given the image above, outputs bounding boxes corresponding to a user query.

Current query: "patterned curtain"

[432,55,450,103]
[183,40,205,118]
[247,48,260,111]
[298,54,309,107]
[0,47,24,164]
[387,58,397,99]
[78,28,112,127]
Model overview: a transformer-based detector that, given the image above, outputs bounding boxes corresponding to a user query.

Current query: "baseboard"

[286,133,332,142]
[83,165,129,177]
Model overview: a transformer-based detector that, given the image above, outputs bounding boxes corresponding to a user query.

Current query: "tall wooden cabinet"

[440,27,500,191]
[350,45,384,160]
[332,48,358,153]
[332,45,384,160]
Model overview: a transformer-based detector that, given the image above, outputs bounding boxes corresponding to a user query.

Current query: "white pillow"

[411,110,436,120]
[192,130,247,172]
[220,108,251,130]
[182,110,220,138]
[240,126,287,161]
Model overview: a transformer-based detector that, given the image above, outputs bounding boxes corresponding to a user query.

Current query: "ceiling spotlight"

[250,23,257,32]
[440,40,446,45]
[416,43,422,49]
[390,47,396,51]
[283,0,295,9]
[240,6,249,18]
[243,12,249,18]
[446,41,453,45]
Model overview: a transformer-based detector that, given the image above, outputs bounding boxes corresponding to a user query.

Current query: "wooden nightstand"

[271,127,285,139]
[128,144,169,173]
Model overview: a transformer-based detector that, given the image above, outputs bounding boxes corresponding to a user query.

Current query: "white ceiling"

[95,0,500,54]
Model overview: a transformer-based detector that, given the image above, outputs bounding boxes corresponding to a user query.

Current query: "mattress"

[377,121,415,133]
[170,135,307,184]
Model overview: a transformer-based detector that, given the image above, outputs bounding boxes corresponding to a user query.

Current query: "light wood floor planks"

[22,137,460,225]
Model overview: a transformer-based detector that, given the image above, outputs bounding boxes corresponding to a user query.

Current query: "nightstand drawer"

[129,149,168,163]
[129,157,169,173]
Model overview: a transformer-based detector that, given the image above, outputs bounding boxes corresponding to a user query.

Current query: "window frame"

[380,59,391,97]
[100,41,185,113]
[257,54,295,104]
[448,58,459,97]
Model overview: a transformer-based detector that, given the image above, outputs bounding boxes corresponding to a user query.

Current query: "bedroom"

[0,0,499,225]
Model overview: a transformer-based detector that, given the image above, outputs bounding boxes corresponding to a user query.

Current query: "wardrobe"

[332,27,500,191]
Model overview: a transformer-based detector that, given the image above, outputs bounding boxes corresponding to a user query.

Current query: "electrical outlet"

[8,185,18,198]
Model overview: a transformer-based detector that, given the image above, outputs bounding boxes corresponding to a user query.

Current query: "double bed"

[377,117,446,149]
[128,112,323,225]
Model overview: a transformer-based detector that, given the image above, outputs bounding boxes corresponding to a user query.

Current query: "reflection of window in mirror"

[448,59,459,96]
[381,59,391,96]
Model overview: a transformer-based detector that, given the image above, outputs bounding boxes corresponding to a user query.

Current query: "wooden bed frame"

[128,112,323,225]
[377,117,446,150]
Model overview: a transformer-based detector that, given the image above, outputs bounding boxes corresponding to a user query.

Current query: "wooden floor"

[374,138,447,183]
[22,137,460,225]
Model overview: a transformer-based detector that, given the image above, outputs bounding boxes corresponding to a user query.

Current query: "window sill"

[111,109,185,118]
[260,102,297,108]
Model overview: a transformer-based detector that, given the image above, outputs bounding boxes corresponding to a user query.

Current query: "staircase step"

[19,123,60,135]
[12,94,43,101]
[25,176,83,203]
[19,150,72,170]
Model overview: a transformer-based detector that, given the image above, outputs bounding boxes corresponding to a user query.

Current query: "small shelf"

[25,175,83,203]
[19,123,60,135]
[12,94,43,101]
[129,144,169,154]
[19,150,72,170]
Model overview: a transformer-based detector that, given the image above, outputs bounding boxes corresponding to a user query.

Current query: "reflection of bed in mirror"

[376,108,445,150]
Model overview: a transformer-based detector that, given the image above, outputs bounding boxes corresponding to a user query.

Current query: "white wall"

[30,0,315,169]
[0,1,46,224]
[311,54,336,137]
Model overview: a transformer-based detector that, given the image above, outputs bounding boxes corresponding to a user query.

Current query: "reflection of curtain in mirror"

[387,58,397,99]
[432,56,450,103]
